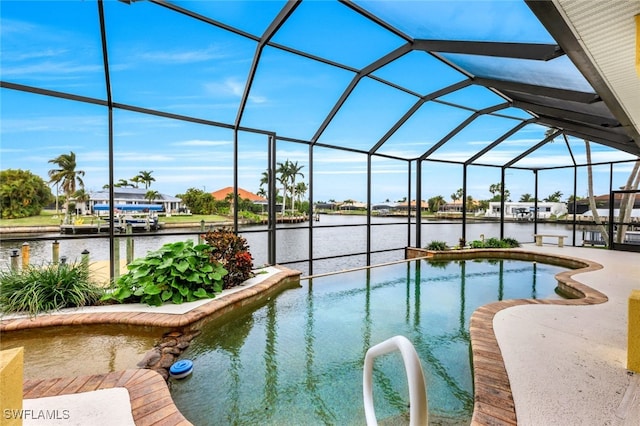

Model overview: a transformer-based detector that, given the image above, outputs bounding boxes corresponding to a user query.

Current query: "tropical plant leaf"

[161,289,173,301]
[193,287,208,298]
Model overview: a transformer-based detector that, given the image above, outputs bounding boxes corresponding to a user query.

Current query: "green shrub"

[103,240,228,306]
[501,237,520,248]
[470,240,485,248]
[0,262,103,316]
[202,228,255,289]
[469,237,520,249]
[238,210,262,223]
[426,240,448,251]
[483,237,505,248]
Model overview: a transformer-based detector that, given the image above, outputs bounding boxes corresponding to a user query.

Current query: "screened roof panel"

[376,101,474,159]
[435,84,507,111]
[442,53,595,94]
[171,0,287,37]
[505,90,618,125]
[428,114,525,163]
[317,78,418,152]
[270,1,405,70]
[495,107,535,120]
[507,136,575,169]
[354,0,555,43]
[104,0,257,123]
[371,51,467,95]
[471,123,551,166]
[0,1,105,98]
[241,47,354,140]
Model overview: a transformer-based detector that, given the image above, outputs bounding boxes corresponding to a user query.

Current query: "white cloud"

[204,78,267,104]
[139,46,227,64]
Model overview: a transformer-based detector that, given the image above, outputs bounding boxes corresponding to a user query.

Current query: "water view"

[170,258,567,425]
[0,215,588,276]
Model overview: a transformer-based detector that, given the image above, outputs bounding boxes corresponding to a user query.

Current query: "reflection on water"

[171,258,566,425]
[0,324,161,380]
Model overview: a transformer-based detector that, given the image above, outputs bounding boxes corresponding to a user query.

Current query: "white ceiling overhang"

[549,0,640,148]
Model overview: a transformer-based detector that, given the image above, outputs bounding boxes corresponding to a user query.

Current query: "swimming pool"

[170,258,567,425]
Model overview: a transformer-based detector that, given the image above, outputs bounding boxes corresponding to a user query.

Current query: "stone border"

[23,369,191,425]
[0,265,301,332]
[6,265,301,426]
[406,247,607,425]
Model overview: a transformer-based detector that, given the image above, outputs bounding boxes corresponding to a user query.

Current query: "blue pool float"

[169,359,194,379]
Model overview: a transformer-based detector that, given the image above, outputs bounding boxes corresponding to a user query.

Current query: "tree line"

[0,151,158,220]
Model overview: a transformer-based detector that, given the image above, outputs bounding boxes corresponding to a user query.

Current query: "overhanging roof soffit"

[526,0,640,148]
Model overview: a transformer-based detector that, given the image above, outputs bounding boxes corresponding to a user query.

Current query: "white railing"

[362,335,428,425]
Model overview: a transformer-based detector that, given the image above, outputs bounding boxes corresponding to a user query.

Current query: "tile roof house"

[211,187,266,203]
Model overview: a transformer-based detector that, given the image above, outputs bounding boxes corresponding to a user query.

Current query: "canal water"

[0,215,589,276]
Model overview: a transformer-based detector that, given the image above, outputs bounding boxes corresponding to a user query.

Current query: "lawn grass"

[0,211,63,227]
[0,211,232,228]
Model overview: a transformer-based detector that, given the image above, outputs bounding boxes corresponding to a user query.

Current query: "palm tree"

[294,182,308,212]
[465,195,476,213]
[48,151,85,222]
[145,190,160,203]
[489,182,510,201]
[276,161,291,215]
[519,193,535,202]
[451,188,463,203]
[130,175,142,188]
[585,140,609,244]
[287,161,304,213]
[544,191,563,202]
[259,170,269,188]
[114,179,132,188]
[136,170,155,189]
[428,195,446,213]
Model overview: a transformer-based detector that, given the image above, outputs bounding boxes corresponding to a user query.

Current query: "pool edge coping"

[4,251,609,425]
[407,247,607,425]
[0,265,301,332]
[22,368,192,426]
[4,265,301,426]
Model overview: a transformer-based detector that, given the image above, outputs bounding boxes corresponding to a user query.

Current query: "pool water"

[171,259,566,425]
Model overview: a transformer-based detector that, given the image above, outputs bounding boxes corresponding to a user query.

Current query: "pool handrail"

[363,335,428,425]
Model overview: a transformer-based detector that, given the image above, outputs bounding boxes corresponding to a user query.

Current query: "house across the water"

[85,188,183,215]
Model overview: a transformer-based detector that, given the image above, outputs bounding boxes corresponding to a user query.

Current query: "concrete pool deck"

[491,244,640,426]
[2,247,639,425]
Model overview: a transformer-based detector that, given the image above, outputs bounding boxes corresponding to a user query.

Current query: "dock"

[60,220,165,234]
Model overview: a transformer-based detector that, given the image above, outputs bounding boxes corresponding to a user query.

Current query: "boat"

[60,204,165,234]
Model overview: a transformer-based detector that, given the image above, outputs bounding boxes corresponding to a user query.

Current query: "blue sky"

[1,0,637,204]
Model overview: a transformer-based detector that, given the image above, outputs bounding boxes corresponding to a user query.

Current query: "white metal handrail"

[363,335,428,426]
